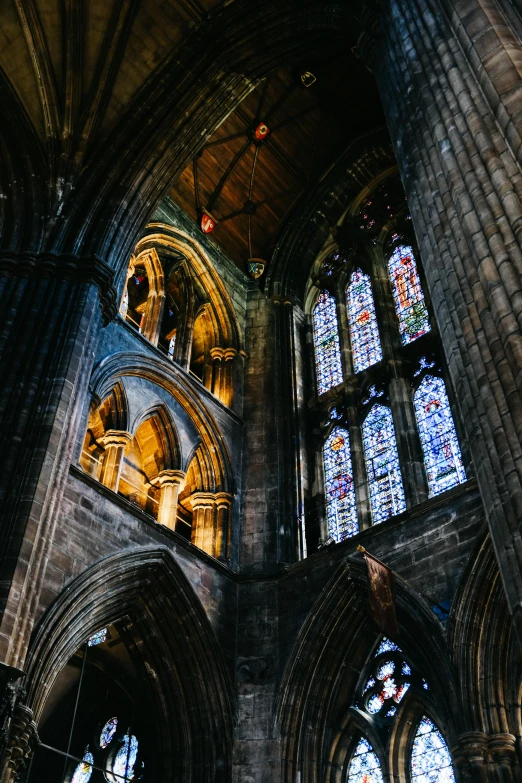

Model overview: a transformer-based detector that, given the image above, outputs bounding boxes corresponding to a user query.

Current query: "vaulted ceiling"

[0,0,386,275]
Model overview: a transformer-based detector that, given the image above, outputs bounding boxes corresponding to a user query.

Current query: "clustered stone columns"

[188,491,232,559]
[373,0,522,644]
[99,430,133,492]
[0,251,115,669]
[152,470,186,530]
[452,731,518,782]
[210,347,238,407]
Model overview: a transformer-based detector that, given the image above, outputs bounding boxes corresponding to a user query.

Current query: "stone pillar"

[0,251,115,669]
[188,492,218,556]
[488,734,517,783]
[99,430,133,493]
[452,732,489,783]
[152,470,186,530]
[215,492,233,560]
[211,347,225,401]
[372,0,522,643]
[1,702,38,783]
[223,348,238,408]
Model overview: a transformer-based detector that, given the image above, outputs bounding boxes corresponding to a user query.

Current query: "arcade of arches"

[1,0,522,781]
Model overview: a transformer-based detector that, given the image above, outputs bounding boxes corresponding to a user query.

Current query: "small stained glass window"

[107,733,138,782]
[168,334,176,359]
[411,716,455,782]
[87,628,107,647]
[323,427,358,541]
[100,717,118,749]
[346,269,383,373]
[347,737,384,783]
[362,405,406,523]
[388,246,430,345]
[313,291,343,395]
[71,748,94,783]
[414,375,466,497]
[375,637,401,656]
[120,290,129,318]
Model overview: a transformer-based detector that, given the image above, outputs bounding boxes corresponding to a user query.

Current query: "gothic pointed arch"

[23,548,235,783]
[131,403,182,473]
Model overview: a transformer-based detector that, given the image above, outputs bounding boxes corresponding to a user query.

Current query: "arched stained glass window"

[388,246,430,345]
[323,427,358,541]
[411,716,455,782]
[346,269,383,373]
[348,737,384,783]
[71,748,94,783]
[414,375,466,497]
[107,733,139,782]
[362,405,406,523]
[100,717,118,749]
[313,291,343,395]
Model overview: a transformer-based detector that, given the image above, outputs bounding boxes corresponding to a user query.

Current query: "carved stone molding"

[1,703,38,783]
[0,251,117,324]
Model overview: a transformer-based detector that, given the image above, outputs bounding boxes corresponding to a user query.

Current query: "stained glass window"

[375,637,401,656]
[414,375,466,497]
[71,748,94,783]
[107,733,138,782]
[347,737,384,783]
[323,427,358,541]
[364,658,410,714]
[87,628,107,647]
[388,246,430,345]
[362,405,406,523]
[100,717,118,749]
[313,291,343,395]
[411,716,455,782]
[120,290,129,318]
[346,269,383,373]
[168,334,176,359]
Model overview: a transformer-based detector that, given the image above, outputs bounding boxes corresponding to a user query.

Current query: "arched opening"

[190,309,213,385]
[28,623,156,783]
[158,266,186,361]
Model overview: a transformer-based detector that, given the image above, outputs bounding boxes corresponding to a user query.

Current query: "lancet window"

[347,737,384,782]
[310,177,468,546]
[411,716,455,782]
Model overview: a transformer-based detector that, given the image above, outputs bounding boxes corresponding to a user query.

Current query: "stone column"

[99,430,133,493]
[452,732,489,783]
[210,347,225,401]
[1,702,38,783]
[488,733,517,783]
[215,492,233,560]
[223,348,238,408]
[0,251,115,669]
[152,470,186,530]
[371,0,522,643]
[188,492,218,556]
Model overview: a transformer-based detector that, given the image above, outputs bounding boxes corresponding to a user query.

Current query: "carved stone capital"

[488,732,517,763]
[0,251,117,324]
[151,469,186,490]
[210,347,225,361]
[186,491,217,512]
[452,731,489,770]
[99,430,133,450]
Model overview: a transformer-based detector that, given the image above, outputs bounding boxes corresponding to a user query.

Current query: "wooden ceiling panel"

[169,55,385,273]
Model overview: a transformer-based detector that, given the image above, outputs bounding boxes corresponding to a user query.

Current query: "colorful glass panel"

[388,246,430,345]
[411,716,455,782]
[375,637,401,656]
[100,717,118,749]
[323,427,358,541]
[87,628,107,647]
[71,748,94,783]
[168,334,176,359]
[347,737,384,783]
[414,375,466,497]
[120,290,129,318]
[346,269,382,373]
[362,405,406,523]
[313,291,343,395]
[107,733,138,782]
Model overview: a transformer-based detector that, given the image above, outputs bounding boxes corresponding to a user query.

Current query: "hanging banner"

[358,546,398,637]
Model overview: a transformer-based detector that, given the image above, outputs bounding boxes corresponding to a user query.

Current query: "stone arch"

[131,403,182,473]
[122,247,165,344]
[276,559,460,783]
[80,382,129,478]
[90,352,235,494]
[24,547,235,783]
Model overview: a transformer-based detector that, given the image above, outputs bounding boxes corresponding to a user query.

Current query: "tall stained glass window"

[313,291,343,395]
[346,269,383,373]
[388,246,430,345]
[414,375,466,497]
[323,427,358,541]
[348,737,384,783]
[362,405,406,523]
[411,716,455,782]
[71,748,94,783]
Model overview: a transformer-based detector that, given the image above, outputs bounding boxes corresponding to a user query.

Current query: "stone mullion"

[379,0,522,636]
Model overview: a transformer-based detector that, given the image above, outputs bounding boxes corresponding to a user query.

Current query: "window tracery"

[362,405,406,524]
[346,269,383,373]
[347,737,384,783]
[323,427,358,541]
[313,290,343,395]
